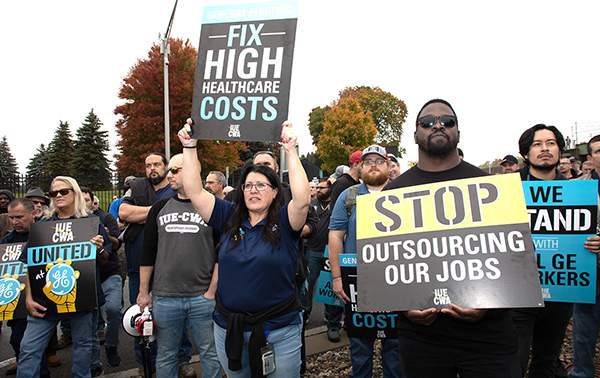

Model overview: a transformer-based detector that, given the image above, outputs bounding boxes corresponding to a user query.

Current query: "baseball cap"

[387,154,398,163]
[334,165,350,178]
[500,155,519,165]
[361,145,387,160]
[349,150,362,165]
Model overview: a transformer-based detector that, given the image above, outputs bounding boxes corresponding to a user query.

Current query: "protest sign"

[191,0,298,142]
[27,218,99,315]
[356,173,543,312]
[523,180,598,303]
[340,253,399,338]
[314,246,343,307]
[0,243,27,320]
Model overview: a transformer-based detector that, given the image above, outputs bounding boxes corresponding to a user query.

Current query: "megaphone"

[122,304,156,340]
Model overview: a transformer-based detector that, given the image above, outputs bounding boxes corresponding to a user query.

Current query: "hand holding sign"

[178,119,198,148]
[0,274,25,321]
[405,308,440,326]
[440,304,487,322]
[43,258,80,313]
[280,121,297,154]
[584,235,600,253]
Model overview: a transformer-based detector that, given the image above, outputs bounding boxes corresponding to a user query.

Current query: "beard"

[530,161,558,173]
[418,132,458,157]
[362,169,388,186]
[148,173,166,185]
[317,190,330,202]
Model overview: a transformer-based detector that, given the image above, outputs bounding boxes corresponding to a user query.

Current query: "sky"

[1,0,599,174]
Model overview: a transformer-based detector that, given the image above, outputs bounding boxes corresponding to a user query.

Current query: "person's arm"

[137,201,163,308]
[301,205,318,238]
[118,202,151,224]
[137,266,154,309]
[328,229,350,303]
[178,119,216,222]
[24,274,46,318]
[282,121,310,231]
[204,263,218,300]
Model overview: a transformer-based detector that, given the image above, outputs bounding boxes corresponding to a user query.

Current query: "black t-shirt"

[385,160,518,355]
[305,199,331,251]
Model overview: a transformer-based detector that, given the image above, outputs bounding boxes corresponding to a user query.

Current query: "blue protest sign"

[314,246,343,307]
[523,180,598,303]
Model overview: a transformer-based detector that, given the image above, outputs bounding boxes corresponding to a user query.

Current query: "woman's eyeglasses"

[242,182,273,192]
[49,188,73,198]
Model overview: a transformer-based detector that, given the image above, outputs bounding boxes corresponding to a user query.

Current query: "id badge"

[261,343,276,375]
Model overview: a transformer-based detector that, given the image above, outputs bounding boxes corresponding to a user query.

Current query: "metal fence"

[0,173,123,212]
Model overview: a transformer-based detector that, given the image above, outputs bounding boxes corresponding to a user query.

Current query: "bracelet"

[332,276,341,281]
[183,145,197,149]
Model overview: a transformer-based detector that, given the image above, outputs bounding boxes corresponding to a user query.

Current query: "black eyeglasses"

[168,167,182,174]
[31,200,45,205]
[417,115,457,129]
[242,182,273,192]
[362,158,387,167]
[49,188,73,198]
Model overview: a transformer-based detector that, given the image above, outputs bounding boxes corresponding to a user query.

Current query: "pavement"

[0,276,348,377]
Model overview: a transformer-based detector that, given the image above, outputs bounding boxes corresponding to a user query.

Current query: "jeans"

[349,336,402,378]
[153,295,221,378]
[17,311,94,378]
[513,303,572,378]
[398,336,521,378]
[102,274,123,348]
[91,311,102,371]
[214,317,302,378]
[570,301,600,378]
[325,304,343,329]
[9,319,50,377]
[128,272,156,366]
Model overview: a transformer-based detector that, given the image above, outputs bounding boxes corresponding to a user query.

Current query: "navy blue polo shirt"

[209,197,301,330]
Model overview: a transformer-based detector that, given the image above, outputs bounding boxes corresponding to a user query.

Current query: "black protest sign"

[340,253,399,339]
[27,218,99,315]
[0,243,28,320]
[356,174,543,311]
[191,1,297,142]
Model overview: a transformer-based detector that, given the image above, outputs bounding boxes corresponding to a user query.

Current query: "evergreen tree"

[0,136,20,191]
[26,143,52,191]
[73,109,112,189]
[46,121,75,178]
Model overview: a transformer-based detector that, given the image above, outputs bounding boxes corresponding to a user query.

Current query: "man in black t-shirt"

[385,99,520,378]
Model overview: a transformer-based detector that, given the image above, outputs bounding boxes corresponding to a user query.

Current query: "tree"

[72,109,112,189]
[114,39,246,177]
[316,97,377,172]
[26,144,52,191]
[307,105,331,147]
[339,86,407,145]
[46,121,75,178]
[0,136,20,190]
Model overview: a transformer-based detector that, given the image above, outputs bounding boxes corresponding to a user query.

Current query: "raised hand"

[178,118,198,148]
[280,120,297,153]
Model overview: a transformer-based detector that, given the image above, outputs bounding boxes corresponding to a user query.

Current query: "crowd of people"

[2,99,600,378]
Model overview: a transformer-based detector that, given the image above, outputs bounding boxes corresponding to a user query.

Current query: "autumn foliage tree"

[338,86,407,145]
[316,97,377,172]
[115,39,245,177]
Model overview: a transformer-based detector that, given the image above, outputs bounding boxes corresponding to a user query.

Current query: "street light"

[160,0,178,160]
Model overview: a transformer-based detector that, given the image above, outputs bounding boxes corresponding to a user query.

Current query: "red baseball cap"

[349,150,363,165]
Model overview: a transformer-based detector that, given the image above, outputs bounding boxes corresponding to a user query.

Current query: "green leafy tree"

[46,121,75,178]
[307,105,331,147]
[316,97,377,172]
[0,136,20,190]
[339,86,407,145]
[73,109,112,189]
[26,143,52,190]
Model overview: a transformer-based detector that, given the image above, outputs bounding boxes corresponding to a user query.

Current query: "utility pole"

[160,0,178,160]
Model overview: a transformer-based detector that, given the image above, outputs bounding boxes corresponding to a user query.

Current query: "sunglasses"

[316,186,329,190]
[49,188,73,198]
[31,200,45,205]
[168,167,182,174]
[417,115,457,129]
